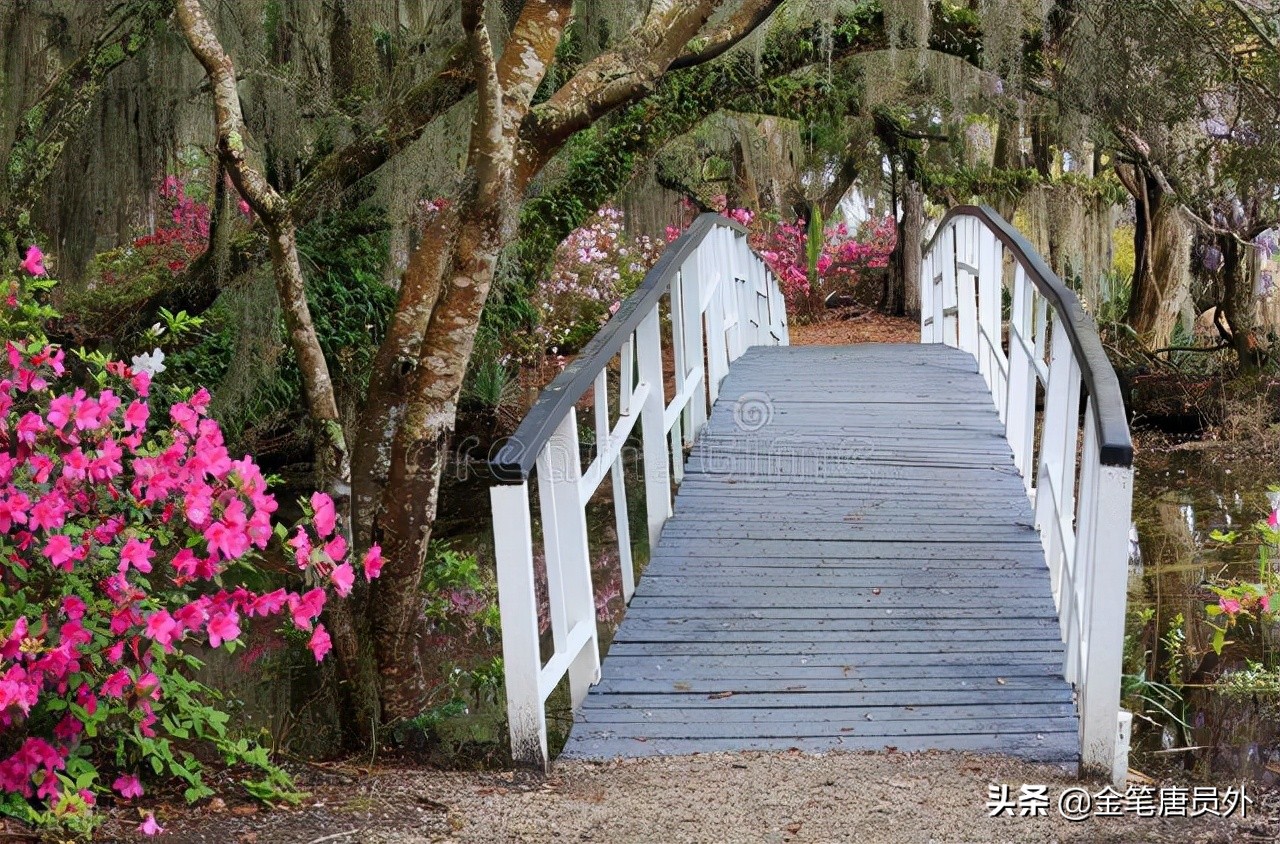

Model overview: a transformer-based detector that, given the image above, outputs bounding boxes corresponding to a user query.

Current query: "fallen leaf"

[708,691,734,700]
[996,677,1007,685]
[785,821,803,834]
[674,681,692,691]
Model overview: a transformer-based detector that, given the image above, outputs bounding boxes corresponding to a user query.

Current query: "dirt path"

[789,311,919,346]
[122,750,1275,843]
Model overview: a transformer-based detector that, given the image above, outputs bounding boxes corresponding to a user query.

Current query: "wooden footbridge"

[490,208,1134,783]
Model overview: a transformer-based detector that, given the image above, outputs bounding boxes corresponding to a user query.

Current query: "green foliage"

[168,207,393,444]
[296,205,395,398]
[462,327,519,417]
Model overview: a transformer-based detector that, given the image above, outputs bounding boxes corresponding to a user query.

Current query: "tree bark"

[894,180,924,317]
[1119,162,1190,350]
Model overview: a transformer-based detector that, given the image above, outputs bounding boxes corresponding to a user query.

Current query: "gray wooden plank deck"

[561,343,1078,765]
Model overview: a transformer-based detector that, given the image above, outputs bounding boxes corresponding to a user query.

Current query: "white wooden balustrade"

[922,206,1136,784]
[488,214,787,769]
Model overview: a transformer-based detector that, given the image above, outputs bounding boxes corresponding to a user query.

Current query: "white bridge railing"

[488,214,788,768]
[922,205,1135,783]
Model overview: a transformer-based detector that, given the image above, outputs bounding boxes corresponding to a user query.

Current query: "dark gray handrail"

[926,204,1133,467]
[491,213,750,483]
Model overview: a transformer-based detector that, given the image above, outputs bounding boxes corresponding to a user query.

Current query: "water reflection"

[1129,447,1279,780]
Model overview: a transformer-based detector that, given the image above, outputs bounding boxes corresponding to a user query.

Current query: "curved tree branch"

[669,0,786,70]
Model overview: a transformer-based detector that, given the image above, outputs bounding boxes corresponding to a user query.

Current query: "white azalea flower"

[131,348,166,376]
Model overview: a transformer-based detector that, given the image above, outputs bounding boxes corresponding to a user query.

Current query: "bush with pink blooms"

[528,205,663,355]
[664,195,896,317]
[0,248,381,835]
[754,214,896,315]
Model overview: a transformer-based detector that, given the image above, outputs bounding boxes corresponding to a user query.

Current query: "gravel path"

[139,751,1273,844]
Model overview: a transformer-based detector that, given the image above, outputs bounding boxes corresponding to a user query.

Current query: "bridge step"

[560,343,1079,766]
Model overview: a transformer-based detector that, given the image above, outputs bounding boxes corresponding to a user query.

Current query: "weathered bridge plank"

[560,343,1078,765]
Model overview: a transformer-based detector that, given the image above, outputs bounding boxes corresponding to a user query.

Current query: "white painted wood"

[491,482,549,770]
[680,255,707,446]
[537,411,601,708]
[941,225,959,347]
[1005,265,1036,487]
[706,262,729,405]
[613,336,636,602]
[637,306,672,552]
[977,229,1002,403]
[1079,464,1134,779]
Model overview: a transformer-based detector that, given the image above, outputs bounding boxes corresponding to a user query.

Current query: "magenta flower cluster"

[0,246,381,829]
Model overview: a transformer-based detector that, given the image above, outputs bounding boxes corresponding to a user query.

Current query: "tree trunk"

[1122,165,1190,350]
[1218,233,1263,372]
[895,180,924,317]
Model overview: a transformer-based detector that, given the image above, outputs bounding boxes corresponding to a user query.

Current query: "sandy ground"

[106,750,1277,844]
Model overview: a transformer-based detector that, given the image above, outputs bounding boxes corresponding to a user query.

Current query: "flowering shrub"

[1,248,380,834]
[754,215,896,315]
[664,196,896,315]
[530,205,662,354]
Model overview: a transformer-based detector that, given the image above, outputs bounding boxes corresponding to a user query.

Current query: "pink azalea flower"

[362,545,384,580]
[323,534,347,562]
[119,537,154,573]
[101,669,131,699]
[123,400,149,431]
[1270,510,1279,530]
[61,595,86,621]
[308,624,332,661]
[113,774,143,799]
[42,534,74,571]
[138,813,164,836]
[330,562,355,597]
[311,492,337,537]
[1220,597,1242,616]
[143,611,178,649]
[206,612,240,648]
[19,245,46,276]
[288,588,326,631]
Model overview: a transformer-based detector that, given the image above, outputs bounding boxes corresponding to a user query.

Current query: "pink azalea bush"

[530,205,662,354]
[665,195,896,316]
[755,214,896,314]
[1,247,381,833]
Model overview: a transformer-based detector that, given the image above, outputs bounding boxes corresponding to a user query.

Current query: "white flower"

[131,347,166,376]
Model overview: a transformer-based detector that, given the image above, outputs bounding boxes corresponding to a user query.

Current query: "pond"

[1127,440,1280,782]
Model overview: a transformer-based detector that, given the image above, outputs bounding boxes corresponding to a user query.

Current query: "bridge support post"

[491,481,548,770]
[1078,463,1134,785]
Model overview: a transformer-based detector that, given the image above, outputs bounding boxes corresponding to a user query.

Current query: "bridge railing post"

[1077,435,1134,780]
[491,481,548,770]
[638,306,672,552]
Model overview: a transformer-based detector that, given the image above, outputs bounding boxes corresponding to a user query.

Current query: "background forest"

[1,0,1280,838]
